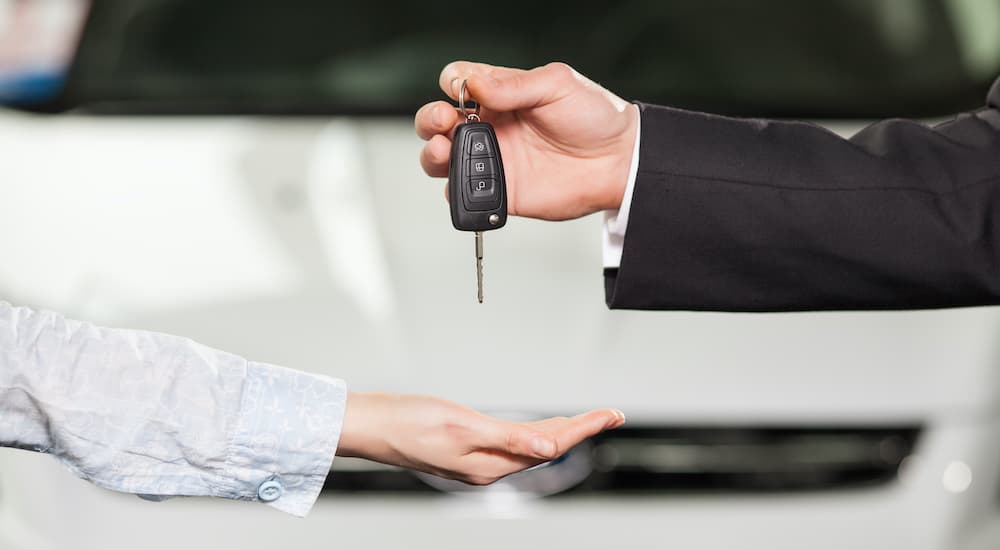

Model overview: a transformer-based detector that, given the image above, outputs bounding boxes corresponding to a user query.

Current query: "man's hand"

[415,61,639,220]
[337,392,625,485]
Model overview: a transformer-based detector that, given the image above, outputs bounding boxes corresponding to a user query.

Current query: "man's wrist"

[602,104,642,268]
[596,103,640,211]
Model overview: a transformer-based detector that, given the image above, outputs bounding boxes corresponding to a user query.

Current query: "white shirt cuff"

[602,103,642,268]
[227,362,347,517]
[141,363,347,518]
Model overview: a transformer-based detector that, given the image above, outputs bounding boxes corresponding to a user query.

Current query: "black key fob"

[448,121,507,232]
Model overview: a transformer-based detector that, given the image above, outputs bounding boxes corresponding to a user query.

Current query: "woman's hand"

[337,392,625,485]
[415,61,639,220]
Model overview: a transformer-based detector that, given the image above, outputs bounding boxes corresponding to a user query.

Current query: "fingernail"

[449,78,460,97]
[611,409,626,426]
[531,436,556,458]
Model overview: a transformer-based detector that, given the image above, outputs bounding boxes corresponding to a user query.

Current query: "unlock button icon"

[469,158,495,176]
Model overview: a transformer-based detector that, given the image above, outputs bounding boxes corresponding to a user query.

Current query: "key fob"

[448,121,507,232]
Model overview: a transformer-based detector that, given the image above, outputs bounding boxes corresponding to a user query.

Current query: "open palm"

[338,392,626,485]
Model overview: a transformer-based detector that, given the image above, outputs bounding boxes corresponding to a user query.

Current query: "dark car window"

[29,0,1000,117]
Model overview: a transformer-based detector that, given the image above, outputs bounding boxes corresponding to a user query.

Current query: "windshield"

[20,0,1000,116]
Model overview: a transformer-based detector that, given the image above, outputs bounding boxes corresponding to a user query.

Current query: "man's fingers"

[441,61,577,112]
[415,101,460,141]
[420,134,452,178]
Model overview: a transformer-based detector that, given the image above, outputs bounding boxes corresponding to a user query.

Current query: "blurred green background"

[5,0,1000,117]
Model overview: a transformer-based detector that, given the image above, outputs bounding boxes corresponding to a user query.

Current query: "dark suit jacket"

[605,77,1000,311]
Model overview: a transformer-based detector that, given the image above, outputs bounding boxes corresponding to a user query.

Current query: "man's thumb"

[463,62,575,112]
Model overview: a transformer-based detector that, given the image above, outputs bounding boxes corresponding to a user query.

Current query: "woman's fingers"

[547,409,626,450]
[474,418,561,460]
[457,409,625,484]
[473,408,626,461]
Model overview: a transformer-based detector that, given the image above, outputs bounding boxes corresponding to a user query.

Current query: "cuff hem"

[226,362,348,517]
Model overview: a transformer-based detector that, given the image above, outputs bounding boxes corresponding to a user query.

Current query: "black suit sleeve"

[605,77,1000,311]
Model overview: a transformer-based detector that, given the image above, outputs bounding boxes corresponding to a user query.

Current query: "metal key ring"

[458,79,481,122]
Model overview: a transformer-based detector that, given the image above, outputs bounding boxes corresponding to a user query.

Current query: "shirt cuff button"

[257,480,284,503]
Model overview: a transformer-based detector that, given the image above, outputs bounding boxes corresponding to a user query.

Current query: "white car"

[2,110,1000,550]
[2,1,1000,549]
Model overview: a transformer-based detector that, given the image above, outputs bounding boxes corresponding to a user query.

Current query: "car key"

[448,79,507,303]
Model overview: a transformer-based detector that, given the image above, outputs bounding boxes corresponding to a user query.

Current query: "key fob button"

[468,157,498,177]
[467,132,492,157]
[467,178,498,202]
[465,178,500,211]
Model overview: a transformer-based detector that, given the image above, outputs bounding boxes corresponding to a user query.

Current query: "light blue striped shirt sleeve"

[0,301,347,517]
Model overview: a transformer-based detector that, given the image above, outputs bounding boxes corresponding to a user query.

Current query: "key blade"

[475,232,484,303]
[477,258,483,303]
